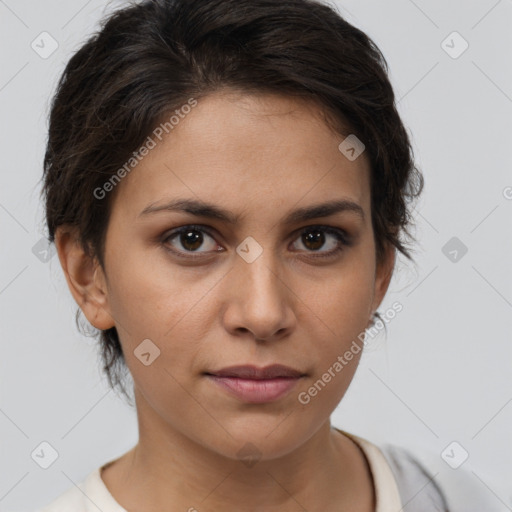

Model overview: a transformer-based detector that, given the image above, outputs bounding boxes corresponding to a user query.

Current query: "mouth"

[204,364,306,404]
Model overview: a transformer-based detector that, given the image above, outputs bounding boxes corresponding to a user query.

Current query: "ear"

[54,226,115,331]
[369,243,396,317]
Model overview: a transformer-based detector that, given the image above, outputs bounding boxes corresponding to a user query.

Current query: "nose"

[221,250,297,343]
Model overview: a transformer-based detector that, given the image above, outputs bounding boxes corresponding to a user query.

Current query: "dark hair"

[41,0,423,402]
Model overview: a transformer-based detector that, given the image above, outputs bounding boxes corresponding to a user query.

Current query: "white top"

[38,430,403,511]
[343,430,403,510]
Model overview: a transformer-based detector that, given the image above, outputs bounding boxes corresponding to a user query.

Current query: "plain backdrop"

[1,0,511,510]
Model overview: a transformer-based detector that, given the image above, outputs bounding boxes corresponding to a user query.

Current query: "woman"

[38,0,455,510]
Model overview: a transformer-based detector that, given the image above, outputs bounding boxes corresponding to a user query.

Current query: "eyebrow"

[138,197,365,224]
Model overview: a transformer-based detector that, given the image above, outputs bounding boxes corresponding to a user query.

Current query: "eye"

[162,225,221,259]
[290,225,349,258]
[161,224,350,260]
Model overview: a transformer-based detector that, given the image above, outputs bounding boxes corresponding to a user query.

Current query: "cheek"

[297,258,375,390]
[303,260,375,336]
[105,245,189,333]
[295,279,371,417]
[104,250,219,371]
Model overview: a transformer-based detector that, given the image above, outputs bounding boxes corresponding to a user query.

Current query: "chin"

[204,416,316,462]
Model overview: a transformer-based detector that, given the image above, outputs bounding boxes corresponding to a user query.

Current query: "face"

[61,90,394,461]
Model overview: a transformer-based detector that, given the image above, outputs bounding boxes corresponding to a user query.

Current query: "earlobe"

[55,226,115,331]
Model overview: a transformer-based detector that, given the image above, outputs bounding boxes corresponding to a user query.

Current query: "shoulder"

[36,463,129,512]
[37,486,87,512]
[378,443,507,512]
[378,443,448,511]
[36,469,95,512]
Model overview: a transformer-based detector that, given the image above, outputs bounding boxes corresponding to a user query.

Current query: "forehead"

[112,90,371,221]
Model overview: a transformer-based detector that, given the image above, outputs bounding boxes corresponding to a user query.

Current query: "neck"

[102,389,375,512]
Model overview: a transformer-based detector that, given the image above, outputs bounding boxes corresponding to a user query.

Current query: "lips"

[204,364,306,403]
[206,364,305,380]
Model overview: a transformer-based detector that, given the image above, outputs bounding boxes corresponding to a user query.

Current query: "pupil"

[179,229,326,252]
[303,230,324,250]
[181,230,203,251]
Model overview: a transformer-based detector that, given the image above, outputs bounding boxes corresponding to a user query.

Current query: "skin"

[56,90,395,512]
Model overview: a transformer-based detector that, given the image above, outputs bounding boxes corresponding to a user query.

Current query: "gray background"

[1,0,511,510]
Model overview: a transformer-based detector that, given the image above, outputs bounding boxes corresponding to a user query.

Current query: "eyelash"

[161,224,350,261]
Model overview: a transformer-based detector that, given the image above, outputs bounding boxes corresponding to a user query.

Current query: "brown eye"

[178,229,204,251]
[162,224,349,262]
[163,225,219,257]
[291,226,349,258]
[301,229,325,251]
